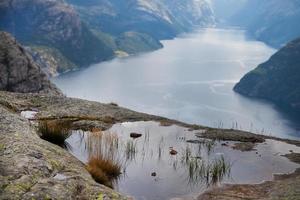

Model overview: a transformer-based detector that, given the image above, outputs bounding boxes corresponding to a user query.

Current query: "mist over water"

[54,28,300,139]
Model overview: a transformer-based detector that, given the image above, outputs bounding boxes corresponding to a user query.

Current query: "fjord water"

[54,28,300,139]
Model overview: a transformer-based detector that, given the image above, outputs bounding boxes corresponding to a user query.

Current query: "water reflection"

[66,121,300,200]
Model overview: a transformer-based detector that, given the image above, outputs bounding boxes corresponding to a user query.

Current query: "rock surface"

[0,101,129,200]
[234,37,300,115]
[0,32,62,95]
[198,167,300,200]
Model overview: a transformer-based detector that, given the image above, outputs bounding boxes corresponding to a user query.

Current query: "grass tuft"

[86,156,121,188]
[38,120,72,148]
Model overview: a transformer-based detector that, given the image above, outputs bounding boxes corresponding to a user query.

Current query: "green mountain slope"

[234,38,300,114]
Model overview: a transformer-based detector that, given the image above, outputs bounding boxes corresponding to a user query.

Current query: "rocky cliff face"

[162,0,215,28]
[0,31,62,95]
[69,0,214,39]
[234,37,300,114]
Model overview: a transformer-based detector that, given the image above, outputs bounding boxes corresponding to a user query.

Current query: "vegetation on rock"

[234,37,300,115]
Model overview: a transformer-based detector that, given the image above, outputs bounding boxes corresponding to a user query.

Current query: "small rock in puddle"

[170,149,178,155]
[151,172,157,177]
[130,132,142,139]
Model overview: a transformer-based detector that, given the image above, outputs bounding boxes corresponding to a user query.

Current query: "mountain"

[0,0,115,75]
[0,31,62,95]
[234,37,300,114]
[210,0,247,24]
[68,0,214,40]
[230,0,300,47]
[162,0,214,28]
[68,0,176,49]
[67,0,215,42]
[0,0,214,76]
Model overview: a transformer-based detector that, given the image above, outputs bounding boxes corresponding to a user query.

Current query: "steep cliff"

[69,0,215,40]
[0,31,62,95]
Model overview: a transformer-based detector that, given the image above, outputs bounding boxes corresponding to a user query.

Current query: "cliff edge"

[0,32,62,95]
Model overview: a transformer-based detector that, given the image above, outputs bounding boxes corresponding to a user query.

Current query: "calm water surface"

[54,28,300,139]
[66,121,300,200]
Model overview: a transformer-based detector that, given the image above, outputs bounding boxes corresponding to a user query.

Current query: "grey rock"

[0,31,62,95]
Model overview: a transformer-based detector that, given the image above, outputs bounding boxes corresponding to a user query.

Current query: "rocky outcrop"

[234,37,300,115]
[198,168,300,200]
[0,99,129,200]
[0,31,62,95]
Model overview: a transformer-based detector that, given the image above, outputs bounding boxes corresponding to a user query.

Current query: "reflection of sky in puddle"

[66,121,300,200]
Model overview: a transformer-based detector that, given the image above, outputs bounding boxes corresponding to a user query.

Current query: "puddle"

[66,121,300,200]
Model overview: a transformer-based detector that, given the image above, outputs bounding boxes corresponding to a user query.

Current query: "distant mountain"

[68,0,214,39]
[230,0,300,47]
[68,0,180,39]
[210,0,247,24]
[0,0,214,76]
[161,0,215,29]
[0,0,114,74]
[234,37,300,114]
[0,31,62,95]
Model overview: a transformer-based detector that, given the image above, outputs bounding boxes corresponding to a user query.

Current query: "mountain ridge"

[0,0,214,76]
[234,37,300,115]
